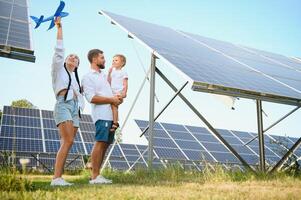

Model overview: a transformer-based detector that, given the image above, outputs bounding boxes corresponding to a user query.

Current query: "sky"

[1,0,301,144]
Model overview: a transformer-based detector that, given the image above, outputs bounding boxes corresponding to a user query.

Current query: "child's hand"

[55,17,62,28]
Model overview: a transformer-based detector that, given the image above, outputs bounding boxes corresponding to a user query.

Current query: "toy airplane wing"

[54,0,65,17]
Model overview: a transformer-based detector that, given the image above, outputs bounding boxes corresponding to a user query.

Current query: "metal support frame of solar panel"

[229,130,301,169]
[101,143,164,171]
[99,10,301,106]
[99,11,301,172]
[0,0,35,62]
[135,120,301,170]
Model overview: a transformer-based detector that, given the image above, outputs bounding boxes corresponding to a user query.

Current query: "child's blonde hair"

[114,54,126,67]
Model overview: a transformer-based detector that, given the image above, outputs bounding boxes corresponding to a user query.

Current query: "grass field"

[1,166,301,200]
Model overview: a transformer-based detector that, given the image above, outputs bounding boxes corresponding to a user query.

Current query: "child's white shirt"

[110,67,128,94]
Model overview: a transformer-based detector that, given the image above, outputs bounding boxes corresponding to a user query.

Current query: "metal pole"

[140,81,189,137]
[256,99,265,172]
[148,53,156,169]
[156,67,255,172]
[270,137,301,173]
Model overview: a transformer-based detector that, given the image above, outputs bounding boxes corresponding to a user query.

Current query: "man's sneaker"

[89,175,112,184]
[50,177,73,186]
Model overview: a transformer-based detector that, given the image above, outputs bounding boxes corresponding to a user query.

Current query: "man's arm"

[91,95,122,106]
[82,75,122,106]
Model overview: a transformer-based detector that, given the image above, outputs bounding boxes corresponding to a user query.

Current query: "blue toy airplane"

[30,1,69,30]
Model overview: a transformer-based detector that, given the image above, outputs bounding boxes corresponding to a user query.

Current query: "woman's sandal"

[109,122,120,133]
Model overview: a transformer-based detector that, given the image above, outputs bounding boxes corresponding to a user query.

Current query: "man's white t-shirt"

[82,69,113,123]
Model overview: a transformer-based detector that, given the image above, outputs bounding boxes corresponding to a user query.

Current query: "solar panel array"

[0,0,35,62]
[0,106,300,171]
[135,120,301,169]
[0,106,162,171]
[100,10,301,105]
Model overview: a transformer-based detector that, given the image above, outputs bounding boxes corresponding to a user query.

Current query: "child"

[108,54,128,132]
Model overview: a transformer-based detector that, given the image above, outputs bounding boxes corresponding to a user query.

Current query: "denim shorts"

[95,120,114,144]
[53,96,79,127]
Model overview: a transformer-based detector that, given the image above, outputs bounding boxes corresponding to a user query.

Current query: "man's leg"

[91,141,109,179]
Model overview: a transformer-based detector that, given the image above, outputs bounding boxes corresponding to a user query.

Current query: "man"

[82,49,123,184]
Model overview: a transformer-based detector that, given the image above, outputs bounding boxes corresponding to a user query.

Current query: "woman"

[50,17,84,186]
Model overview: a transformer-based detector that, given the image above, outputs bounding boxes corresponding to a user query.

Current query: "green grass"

[1,165,301,200]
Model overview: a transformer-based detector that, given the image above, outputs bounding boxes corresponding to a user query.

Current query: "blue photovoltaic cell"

[240,154,258,165]
[42,119,57,129]
[200,142,229,152]
[85,143,94,154]
[134,119,163,129]
[210,152,240,164]
[44,129,82,142]
[81,131,95,143]
[175,140,204,151]
[192,134,218,143]
[0,126,42,139]
[167,130,196,141]
[182,149,214,161]
[101,11,301,104]
[3,106,40,117]
[79,122,96,132]
[80,114,93,123]
[110,145,123,157]
[0,137,43,152]
[153,137,177,148]
[45,140,85,154]
[41,110,53,119]
[185,126,209,134]
[2,115,41,128]
[44,129,60,140]
[154,147,186,160]
[109,160,129,170]
[161,123,187,132]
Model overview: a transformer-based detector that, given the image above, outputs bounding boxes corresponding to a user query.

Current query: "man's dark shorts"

[95,120,114,144]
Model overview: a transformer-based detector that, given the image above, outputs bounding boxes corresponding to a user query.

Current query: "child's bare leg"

[112,105,118,123]
[110,105,119,132]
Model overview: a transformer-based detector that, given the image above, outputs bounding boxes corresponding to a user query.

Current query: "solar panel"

[100,10,301,105]
[0,106,165,171]
[0,137,43,152]
[135,120,301,168]
[0,0,35,62]
[1,105,299,171]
